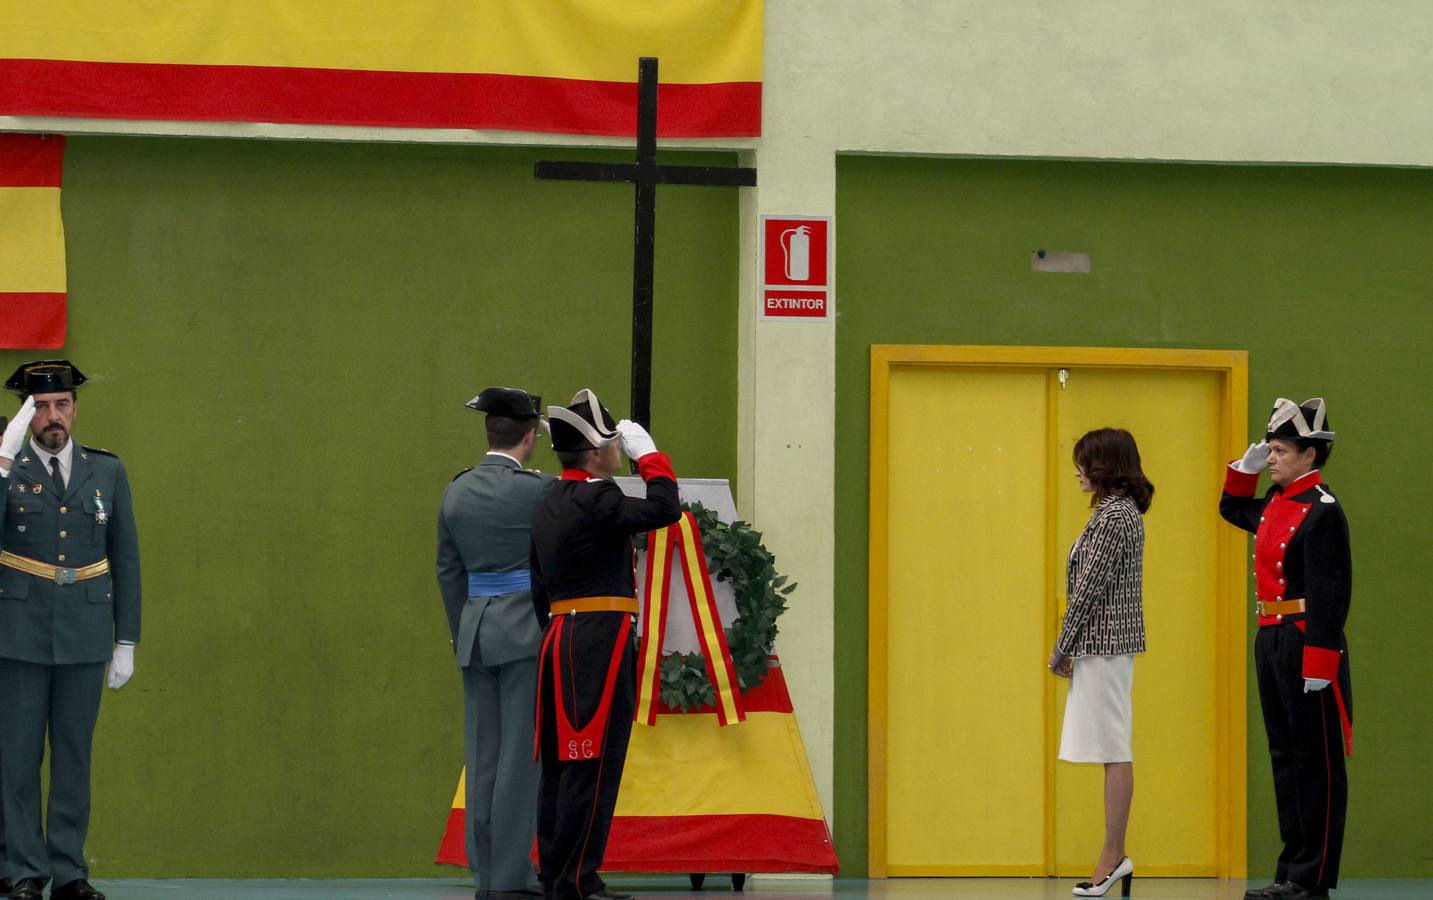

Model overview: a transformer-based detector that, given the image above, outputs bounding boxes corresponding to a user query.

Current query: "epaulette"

[81,445,118,458]
[450,466,474,482]
[1314,484,1337,505]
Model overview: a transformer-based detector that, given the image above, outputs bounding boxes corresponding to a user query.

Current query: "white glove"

[1,396,36,462]
[1234,441,1270,474]
[1303,677,1331,693]
[107,643,136,689]
[615,419,658,460]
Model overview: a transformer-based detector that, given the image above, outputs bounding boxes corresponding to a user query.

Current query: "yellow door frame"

[867,344,1249,878]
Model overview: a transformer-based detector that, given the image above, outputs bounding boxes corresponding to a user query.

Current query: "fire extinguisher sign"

[760,215,833,321]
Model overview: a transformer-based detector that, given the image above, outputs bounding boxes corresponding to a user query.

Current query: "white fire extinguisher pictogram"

[780,225,811,281]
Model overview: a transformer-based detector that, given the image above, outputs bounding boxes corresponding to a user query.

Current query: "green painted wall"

[0,136,738,876]
[833,156,1433,877]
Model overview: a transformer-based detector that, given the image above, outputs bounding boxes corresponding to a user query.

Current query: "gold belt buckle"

[1255,600,1268,616]
[53,566,76,586]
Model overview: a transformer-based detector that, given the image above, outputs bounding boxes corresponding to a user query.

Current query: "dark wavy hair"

[1074,427,1154,513]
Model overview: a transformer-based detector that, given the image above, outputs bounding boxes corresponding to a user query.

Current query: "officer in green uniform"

[0,360,140,900]
[437,387,554,899]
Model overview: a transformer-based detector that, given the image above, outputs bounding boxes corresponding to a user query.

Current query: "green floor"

[70,878,1433,899]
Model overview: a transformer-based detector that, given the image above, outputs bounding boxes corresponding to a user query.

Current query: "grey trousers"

[463,655,540,892]
[0,659,105,887]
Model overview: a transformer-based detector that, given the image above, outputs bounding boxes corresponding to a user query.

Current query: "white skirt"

[1058,654,1135,763]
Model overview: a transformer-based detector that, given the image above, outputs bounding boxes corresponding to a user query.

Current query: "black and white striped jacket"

[1056,493,1147,658]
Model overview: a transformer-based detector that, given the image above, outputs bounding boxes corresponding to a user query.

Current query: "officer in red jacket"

[529,389,680,900]
[1221,398,1351,900]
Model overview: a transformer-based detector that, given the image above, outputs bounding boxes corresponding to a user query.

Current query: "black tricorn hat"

[1266,397,1335,443]
[465,386,542,419]
[5,360,87,396]
[547,389,619,452]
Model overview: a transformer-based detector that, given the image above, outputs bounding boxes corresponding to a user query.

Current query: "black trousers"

[1254,623,1351,890]
[537,616,637,900]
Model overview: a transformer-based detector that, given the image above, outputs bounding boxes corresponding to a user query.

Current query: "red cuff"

[637,451,676,482]
[1303,645,1342,682]
[1223,464,1259,497]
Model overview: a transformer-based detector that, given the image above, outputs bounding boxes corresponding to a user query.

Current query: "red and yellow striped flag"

[436,661,838,874]
[0,2,762,136]
[0,135,66,349]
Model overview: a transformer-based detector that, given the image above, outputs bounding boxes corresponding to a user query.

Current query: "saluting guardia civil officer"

[1221,398,1351,900]
[0,361,140,900]
[530,390,679,900]
[436,387,554,900]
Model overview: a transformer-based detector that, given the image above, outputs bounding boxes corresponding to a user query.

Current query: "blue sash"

[468,569,531,598]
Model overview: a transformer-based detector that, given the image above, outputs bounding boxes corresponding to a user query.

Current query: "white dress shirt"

[29,435,75,487]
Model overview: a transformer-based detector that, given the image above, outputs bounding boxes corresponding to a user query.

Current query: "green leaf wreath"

[636,501,796,712]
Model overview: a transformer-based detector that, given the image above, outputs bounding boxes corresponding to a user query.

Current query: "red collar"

[1279,469,1322,496]
[561,468,599,481]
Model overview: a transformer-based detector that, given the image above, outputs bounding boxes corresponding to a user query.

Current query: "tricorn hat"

[547,389,619,452]
[1266,397,1335,443]
[465,386,542,419]
[5,360,87,396]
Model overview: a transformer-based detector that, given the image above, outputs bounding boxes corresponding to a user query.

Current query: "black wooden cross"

[535,57,756,430]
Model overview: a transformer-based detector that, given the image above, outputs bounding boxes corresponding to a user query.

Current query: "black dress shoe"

[51,879,106,900]
[1264,884,1327,899]
[1246,882,1291,899]
[7,878,44,900]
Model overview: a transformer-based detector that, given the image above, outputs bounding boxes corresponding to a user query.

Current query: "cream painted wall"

[8,0,1433,850]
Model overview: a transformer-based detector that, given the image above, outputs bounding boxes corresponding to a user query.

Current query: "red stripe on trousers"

[1319,694,1331,886]
[0,293,66,349]
[0,58,762,137]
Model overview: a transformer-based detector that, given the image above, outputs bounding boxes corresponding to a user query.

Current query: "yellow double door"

[872,347,1247,878]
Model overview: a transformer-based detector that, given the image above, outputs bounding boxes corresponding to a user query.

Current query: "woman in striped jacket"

[1049,427,1154,897]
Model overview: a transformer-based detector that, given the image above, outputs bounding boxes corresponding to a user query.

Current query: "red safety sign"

[760,216,832,320]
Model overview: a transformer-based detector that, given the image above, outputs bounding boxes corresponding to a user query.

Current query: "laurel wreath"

[636,501,795,712]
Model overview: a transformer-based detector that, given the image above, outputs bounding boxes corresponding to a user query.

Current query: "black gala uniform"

[1222,467,1352,892]
[529,451,679,900]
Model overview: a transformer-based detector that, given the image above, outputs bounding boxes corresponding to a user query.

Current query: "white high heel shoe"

[1072,856,1134,897]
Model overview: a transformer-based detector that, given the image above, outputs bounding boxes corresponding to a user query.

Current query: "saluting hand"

[1234,441,1271,475]
[0,395,36,464]
[616,419,658,460]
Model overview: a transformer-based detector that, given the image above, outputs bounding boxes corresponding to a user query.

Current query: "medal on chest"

[95,490,108,525]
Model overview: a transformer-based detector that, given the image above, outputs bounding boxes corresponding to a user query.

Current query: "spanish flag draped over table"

[0,1,762,136]
[0,134,66,349]
[436,479,838,875]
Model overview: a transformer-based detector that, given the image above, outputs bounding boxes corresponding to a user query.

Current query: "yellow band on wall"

[0,1,763,83]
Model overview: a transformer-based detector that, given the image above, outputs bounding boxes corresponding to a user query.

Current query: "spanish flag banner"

[436,661,839,874]
[0,2,762,136]
[636,512,745,727]
[0,135,66,350]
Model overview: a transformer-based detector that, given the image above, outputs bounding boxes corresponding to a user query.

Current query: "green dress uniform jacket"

[437,454,553,667]
[436,452,553,893]
[0,443,141,663]
[0,439,141,888]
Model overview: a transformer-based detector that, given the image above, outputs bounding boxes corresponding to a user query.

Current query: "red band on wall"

[0,58,761,137]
